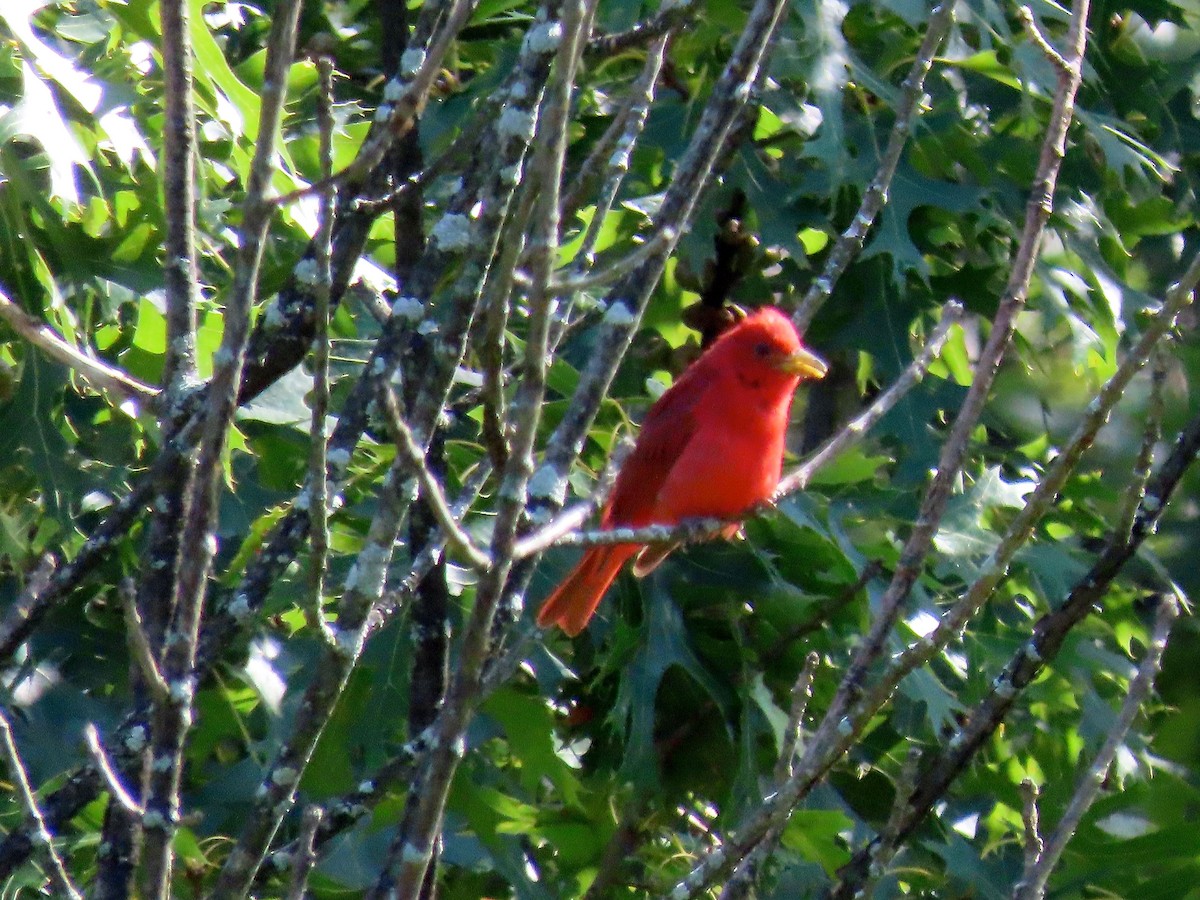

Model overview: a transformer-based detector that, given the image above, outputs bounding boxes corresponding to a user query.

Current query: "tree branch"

[0,289,157,406]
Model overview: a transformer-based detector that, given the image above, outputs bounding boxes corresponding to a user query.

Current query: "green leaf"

[613,574,735,786]
[780,809,854,875]
[483,688,582,807]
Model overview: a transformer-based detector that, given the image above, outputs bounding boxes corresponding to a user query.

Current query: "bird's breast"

[652,412,787,522]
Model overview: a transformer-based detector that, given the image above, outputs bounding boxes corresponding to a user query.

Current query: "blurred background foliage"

[2,0,1200,896]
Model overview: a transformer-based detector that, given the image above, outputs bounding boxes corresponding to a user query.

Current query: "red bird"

[537,307,827,635]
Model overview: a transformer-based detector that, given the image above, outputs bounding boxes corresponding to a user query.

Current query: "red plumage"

[537,307,827,635]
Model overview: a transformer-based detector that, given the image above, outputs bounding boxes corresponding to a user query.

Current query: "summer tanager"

[537,306,827,635]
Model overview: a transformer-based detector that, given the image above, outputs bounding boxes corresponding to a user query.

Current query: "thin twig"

[550,229,677,294]
[0,555,56,669]
[792,1,955,333]
[1114,344,1168,544]
[318,0,473,191]
[583,1,695,59]
[1018,779,1043,888]
[561,36,669,268]
[0,709,83,900]
[775,651,819,783]
[858,745,923,897]
[379,387,492,570]
[1017,6,1071,75]
[119,579,168,704]
[306,51,338,643]
[285,806,324,900]
[83,725,143,816]
[0,289,157,405]
[1013,597,1179,900]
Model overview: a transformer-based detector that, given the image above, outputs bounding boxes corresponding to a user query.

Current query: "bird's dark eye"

[754,342,771,357]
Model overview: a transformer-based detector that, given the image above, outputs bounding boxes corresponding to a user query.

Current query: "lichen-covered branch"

[141,1,304,893]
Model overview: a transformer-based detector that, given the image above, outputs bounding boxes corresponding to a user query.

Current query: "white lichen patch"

[523,20,563,55]
[389,295,424,324]
[603,301,636,325]
[497,106,536,142]
[431,213,473,251]
[527,464,564,502]
[400,48,426,77]
[294,257,321,285]
[500,163,522,185]
[383,77,407,102]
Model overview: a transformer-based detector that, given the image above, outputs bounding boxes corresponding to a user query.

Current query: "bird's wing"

[602,363,717,529]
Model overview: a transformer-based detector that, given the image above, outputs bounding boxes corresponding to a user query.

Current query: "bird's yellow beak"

[775,347,828,380]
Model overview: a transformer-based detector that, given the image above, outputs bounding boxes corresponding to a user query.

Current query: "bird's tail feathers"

[537,544,637,636]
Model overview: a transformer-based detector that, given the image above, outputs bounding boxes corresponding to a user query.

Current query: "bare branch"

[379,387,492,570]
[0,710,83,900]
[327,0,474,189]
[1014,597,1179,900]
[874,249,1199,701]
[306,50,339,643]
[83,725,142,816]
[0,289,157,406]
[157,0,199,395]
[142,0,305,893]
[830,402,1200,898]
[793,1,955,333]
[119,578,168,704]
[720,652,822,900]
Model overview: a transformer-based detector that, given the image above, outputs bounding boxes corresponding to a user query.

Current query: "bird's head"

[714,307,828,387]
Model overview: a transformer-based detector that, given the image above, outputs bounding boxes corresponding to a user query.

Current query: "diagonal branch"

[830,402,1200,898]
[0,290,157,406]
[1013,596,1179,900]
[0,710,83,900]
[792,0,955,334]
